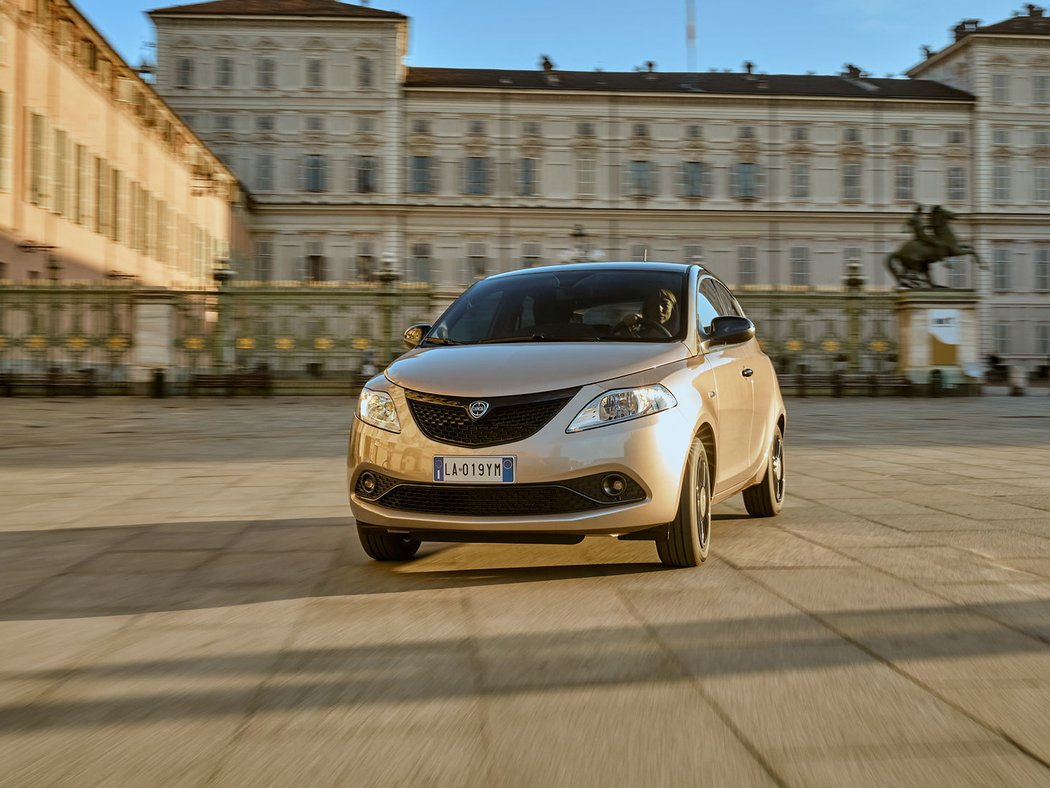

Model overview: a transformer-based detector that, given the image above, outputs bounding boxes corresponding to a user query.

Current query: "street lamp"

[212,259,236,370]
[376,254,400,365]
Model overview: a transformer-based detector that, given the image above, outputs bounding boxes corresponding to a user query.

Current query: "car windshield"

[426,268,689,345]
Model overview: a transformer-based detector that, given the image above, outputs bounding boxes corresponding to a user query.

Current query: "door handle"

[742,368,754,378]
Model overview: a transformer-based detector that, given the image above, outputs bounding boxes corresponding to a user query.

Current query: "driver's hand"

[624,313,642,327]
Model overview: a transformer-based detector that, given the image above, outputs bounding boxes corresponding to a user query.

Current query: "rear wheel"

[357,524,421,561]
[656,436,711,568]
[743,424,785,517]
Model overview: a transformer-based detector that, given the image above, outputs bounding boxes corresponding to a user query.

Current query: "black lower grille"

[355,471,645,517]
[405,387,578,448]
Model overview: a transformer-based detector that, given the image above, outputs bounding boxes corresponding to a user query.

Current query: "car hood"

[385,342,691,397]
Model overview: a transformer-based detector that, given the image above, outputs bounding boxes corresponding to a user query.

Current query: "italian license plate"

[433,456,515,483]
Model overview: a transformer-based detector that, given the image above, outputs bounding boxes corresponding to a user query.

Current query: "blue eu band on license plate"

[433,456,515,483]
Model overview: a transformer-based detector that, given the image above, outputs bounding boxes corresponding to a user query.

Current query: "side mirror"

[702,316,755,350]
[403,323,432,349]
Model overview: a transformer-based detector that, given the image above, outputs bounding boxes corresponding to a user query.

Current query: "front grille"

[405,386,579,448]
[354,471,645,517]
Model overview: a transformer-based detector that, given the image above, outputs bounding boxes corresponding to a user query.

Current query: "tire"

[656,436,712,568]
[357,524,421,561]
[743,424,785,517]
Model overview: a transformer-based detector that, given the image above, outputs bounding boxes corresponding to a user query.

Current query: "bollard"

[1008,365,1026,397]
[151,368,167,398]
[832,371,843,398]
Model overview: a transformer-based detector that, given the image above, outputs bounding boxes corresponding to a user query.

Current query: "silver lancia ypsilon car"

[348,263,785,568]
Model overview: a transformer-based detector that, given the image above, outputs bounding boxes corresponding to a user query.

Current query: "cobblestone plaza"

[1,396,1049,785]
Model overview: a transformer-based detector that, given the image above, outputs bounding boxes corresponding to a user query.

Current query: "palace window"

[357,116,376,134]
[993,248,1011,291]
[732,162,761,199]
[467,243,487,279]
[254,240,273,281]
[1038,324,1050,355]
[1035,247,1050,291]
[410,243,432,284]
[576,156,595,196]
[991,73,1010,103]
[518,157,538,196]
[257,57,276,89]
[522,243,543,268]
[256,115,274,132]
[356,156,378,193]
[411,119,430,134]
[306,58,324,88]
[1037,130,1050,146]
[738,125,755,140]
[680,161,710,198]
[523,121,542,137]
[994,323,1011,354]
[468,120,486,136]
[303,154,326,192]
[684,245,704,265]
[215,114,234,131]
[947,129,966,145]
[255,154,273,191]
[843,128,861,143]
[216,57,234,88]
[410,156,434,194]
[305,116,324,132]
[738,246,757,285]
[627,160,657,197]
[175,57,194,88]
[463,157,490,195]
[993,165,1011,202]
[356,241,375,281]
[357,57,374,90]
[632,123,650,139]
[630,244,650,262]
[790,162,809,199]
[842,163,862,200]
[947,166,966,202]
[686,124,703,140]
[992,127,1010,145]
[895,128,914,145]
[576,121,595,138]
[1034,165,1050,202]
[789,247,810,286]
[895,163,914,201]
[790,126,808,142]
[305,241,326,282]
[1035,75,1050,104]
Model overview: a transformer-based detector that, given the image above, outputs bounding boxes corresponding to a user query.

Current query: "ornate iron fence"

[0,280,136,382]
[737,286,898,374]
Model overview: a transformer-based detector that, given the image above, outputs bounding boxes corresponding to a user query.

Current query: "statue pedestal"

[896,289,981,396]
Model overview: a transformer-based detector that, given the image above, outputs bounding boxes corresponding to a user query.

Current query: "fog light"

[601,473,627,498]
[360,472,378,495]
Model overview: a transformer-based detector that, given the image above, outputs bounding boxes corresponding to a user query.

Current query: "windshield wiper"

[421,337,461,346]
[474,334,601,344]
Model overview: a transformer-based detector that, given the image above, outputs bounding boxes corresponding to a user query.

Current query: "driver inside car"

[617,288,678,338]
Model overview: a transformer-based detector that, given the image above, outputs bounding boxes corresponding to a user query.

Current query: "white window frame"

[993,247,1011,292]
[576,155,595,196]
[947,166,966,202]
[789,247,810,287]
[790,162,809,199]
[842,163,862,200]
[737,246,757,285]
[993,164,1011,202]
[895,163,914,202]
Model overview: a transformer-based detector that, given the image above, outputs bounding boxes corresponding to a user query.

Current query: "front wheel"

[357,524,421,561]
[742,424,785,517]
[656,436,712,568]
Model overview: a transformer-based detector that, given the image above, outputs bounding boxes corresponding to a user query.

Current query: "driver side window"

[697,279,721,335]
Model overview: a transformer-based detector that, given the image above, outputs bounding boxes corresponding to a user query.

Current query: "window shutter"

[701,163,712,198]
[429,157,439,193]
[622,164,631,197]
[677,162,687,198]
[647,162,658,197]
[485,157,495,195]
[756,165,766,198]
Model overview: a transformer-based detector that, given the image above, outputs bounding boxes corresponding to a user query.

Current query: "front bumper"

[347,383,696,536]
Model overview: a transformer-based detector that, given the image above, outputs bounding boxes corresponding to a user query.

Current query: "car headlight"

[357,388,401,433]
[566,385,677,433]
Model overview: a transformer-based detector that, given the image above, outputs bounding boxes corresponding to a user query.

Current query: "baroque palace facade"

[88,0,1042,368]
[0,0,246,288]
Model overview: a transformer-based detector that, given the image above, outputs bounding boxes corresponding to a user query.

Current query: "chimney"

[953,19,980,41]
[1027,4,1044,17]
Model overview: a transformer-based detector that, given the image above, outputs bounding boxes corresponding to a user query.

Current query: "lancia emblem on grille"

[467,400,490,420]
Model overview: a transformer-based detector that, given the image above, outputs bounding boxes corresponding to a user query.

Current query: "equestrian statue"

[885,204,985,288]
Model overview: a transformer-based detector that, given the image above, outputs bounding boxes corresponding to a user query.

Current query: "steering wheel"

[613,315,673,339]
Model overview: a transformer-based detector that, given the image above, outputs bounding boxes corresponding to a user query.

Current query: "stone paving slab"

[1,396,1049,786]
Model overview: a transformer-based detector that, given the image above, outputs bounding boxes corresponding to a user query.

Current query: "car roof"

[489,262,702,281]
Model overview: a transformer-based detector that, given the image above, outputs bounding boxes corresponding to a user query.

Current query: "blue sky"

[76,0,1029,78]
